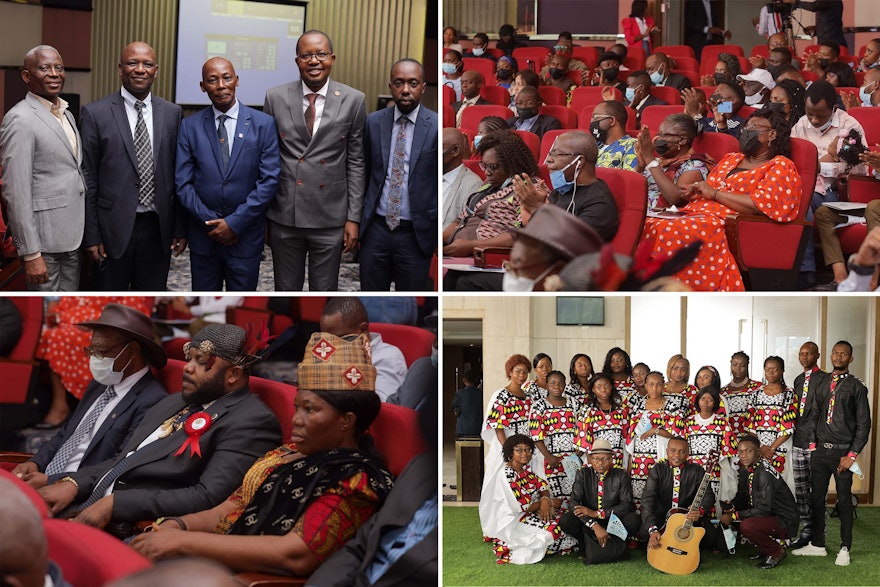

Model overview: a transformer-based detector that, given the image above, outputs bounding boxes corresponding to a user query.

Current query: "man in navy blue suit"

[176,57,280,290]
[359,58,438,291]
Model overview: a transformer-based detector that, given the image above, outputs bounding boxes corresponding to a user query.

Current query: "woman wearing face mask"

[442,49,464,100]
[769,78,806,127]
[472,116,508,154]
[700,52,741,87]
[442,130,539,258]
[842,70,880,110]
[856,38,880,72]
[34,297,154,428]
[591,53,627,94]
[495,56,518,89]
[641,109,803,291]
[635,114,711,209]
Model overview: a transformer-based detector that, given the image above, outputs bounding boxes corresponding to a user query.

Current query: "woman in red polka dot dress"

[35,296,153,427]
[642,109,802,291]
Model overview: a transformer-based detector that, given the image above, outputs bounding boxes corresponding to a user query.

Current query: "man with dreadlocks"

[38,324,281,538]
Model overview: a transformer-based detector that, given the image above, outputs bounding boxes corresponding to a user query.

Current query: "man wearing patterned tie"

[789,341,829,548]
[81,42,187,290]
[37,324,281,537]
[176,57,280,291]
[11,303,168,489]
[264,30,366,291]
[792,340,871,567]
[359,58,438,291]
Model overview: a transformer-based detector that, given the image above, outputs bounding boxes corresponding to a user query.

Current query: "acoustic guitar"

[647,451,718,575]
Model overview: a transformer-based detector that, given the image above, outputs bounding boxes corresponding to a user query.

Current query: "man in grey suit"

[264,30,366,291]
[81,42,187,291]
[442,127,484,226]
[0,45,85,291]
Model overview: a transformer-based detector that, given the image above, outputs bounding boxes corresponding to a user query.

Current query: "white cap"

[737,68,775,90]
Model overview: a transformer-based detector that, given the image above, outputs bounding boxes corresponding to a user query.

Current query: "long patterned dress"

[529,396,580,502]
[642,154,802,291]
[564,381,589,406]
[480,387,534,517]
[483,464,578,564]
[523,380,548,400]
[722,379,762,442]
[626,394,688,504]
[747,385,797,477]
[683,412,736,510]
[665,383,698,417]
[574,404,629,469]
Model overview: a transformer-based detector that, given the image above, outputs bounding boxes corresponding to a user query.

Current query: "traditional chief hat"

[77,303,166,367]
[298,332,377,392]
[510,205,603,261]
[589,439,614,454]
[183,324,260,367]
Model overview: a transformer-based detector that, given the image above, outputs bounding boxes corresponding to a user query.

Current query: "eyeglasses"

[590,114,613,122]
[479,161,501,172]
[513,447,534,454]
[83,340,128,360]
[296,51,332,62]
[656,131,686,138]
[545,150,579,159]
[742,125,772,132]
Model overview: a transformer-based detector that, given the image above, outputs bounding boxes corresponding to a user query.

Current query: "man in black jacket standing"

[719,434,799,569]
[560,439,640,564]
[792,340,870,567]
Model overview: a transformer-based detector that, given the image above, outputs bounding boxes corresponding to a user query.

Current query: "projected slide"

[176,0,306,106]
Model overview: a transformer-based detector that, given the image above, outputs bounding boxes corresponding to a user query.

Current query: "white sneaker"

[791,542,827,556]
[835,546,850,566]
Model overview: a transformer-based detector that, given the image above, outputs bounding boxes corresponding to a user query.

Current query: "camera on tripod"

[766,0,793,14]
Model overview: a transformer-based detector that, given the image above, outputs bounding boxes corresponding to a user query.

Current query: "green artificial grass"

[443,505,880,586]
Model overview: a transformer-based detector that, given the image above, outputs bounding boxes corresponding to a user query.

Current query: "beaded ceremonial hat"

[298,332,377,392]
[184,323,259,367]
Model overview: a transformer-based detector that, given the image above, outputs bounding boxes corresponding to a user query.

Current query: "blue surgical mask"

[625,87,636,103]
[860,82,877,106]
[814,114,835,133]
[472,47,485,57]
[442,63,458,75]
[473,134,483,149]
[649,69,663,85]
[549,156,582,191]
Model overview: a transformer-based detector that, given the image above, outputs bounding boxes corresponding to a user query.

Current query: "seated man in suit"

[442,128,484,226]
[508,87,562,140]
[624,71,666,125]
[176,57,280,291]
[453,70,490,127]
[559,439,641,565]
[645,53,692,91]
[37,324,281,538]
[719,434,799,569]
[12,304,168,489]
[640,436,718,550]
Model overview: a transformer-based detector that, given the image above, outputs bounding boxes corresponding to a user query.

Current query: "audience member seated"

[508,87,562,139]
[591,52,627,93]
[824,62,858,98]
[635,114,711,209]
[0,297,23,357]
[842,67,880,110]
[540,35,588,86]
[130,332,394,578]
[775,64,806,87]
[495,56,517,89]
[695,81,747,138]
[443,128,485,226]
[622,0,658,55]
[496,23,526,57]
[622,70,666,124]
[442,26,463,54]
[473,116,509,153]
[646,52,691,90]
[12,304,168,490]
[442,50,464,101]
[35,297,154,428]
[803,40,840,80]
[319,297,408,402]
[543,54,578,98]
[770,78,807,127]
[515,131,619,241]
[641,109,802,291]
[442,130,537,257]
[749,32,790,70]
[857,38,880,72]
[37,324,281,537]
[464,32,497,61]
[701,52,741,87]
[592,101,639,171]
[738,68,775,107]
[509,70,541,112]
[453,71,490,127]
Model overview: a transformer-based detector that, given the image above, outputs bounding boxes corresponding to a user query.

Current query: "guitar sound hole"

[675,527,692,541]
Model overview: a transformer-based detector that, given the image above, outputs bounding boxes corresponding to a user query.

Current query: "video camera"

[766,0,793,14]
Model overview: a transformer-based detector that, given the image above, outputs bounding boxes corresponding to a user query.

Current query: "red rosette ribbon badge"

[175,412,212,457]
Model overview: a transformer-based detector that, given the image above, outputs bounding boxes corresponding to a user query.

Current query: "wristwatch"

[646,158,661,170]
[847,254,875,276]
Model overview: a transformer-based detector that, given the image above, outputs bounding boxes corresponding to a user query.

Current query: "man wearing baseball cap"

[738,68,775,107]
[559,439,640,565]
[38,323,281,538]
[12,303,169,489]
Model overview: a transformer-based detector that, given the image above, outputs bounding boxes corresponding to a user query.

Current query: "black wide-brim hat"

[77,303,167,367]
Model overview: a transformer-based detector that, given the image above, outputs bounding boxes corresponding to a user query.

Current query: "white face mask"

[89,343,132,386]
[744,91,765,106]
[502,263,559,292]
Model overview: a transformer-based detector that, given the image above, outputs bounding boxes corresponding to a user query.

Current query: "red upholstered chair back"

[751,44,770,58]
[538,85,567,106]
[512,46,550,73]
[513,130,541,161]
[0,468,48,516]
[624,45,646,70]
[649,85,682,105]
[459,104,514,133]
[671,56,699,73]
[480,84,511,106]
[656,45,696,60]
[692,131,740,163]
[443,104,455,129]
[290,297,327,323]
[0,297,43,404]
[847,107,880,145]
[463,158,485,180]
[370,402,428,478]
[838,175,880,255]
[571,46,600,68]
[672,69,700,88]
[700,44,745,72]
[462,58,497,85]
[789,138,819,219]
[569,86,621,113]
[443,84,455,106]
[369,323,434,367]
[249,376,297,444]
[153,358,186,394]
[538,105,578,129]
[595,167,648,256]
[45,519,152,587]
[639,105,687,137]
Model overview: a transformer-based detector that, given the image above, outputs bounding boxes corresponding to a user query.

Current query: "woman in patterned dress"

[641,109,802,291]
[603,347,636,402]
[575,373,629,469]
[748,356,797,492]
[626,372,686,505]
[626,362,650,410]
[683,386,736,511]
[35,296,154,427]
[480,434,578,564]
[722,351,762,442]
[694,365,722,391]
[523,353,552,399]
[665,354,698,415]
[565,353,593,405]
[530,371,580,502]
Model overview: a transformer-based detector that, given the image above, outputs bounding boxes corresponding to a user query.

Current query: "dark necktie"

[133,100,155,208]
[304,93,318,136]
[45,386,117,476]
[217,114,230,171]
[386,117,409,230]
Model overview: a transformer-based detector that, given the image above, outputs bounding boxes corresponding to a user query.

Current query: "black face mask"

[766,65,781,79]
[549,68,565,80]
[739,129,763,156]
[602,67,619,82]
[517,107,537,120]
[767,101,786,112]
[654,139,675,156]
[818,58,830,70]
[590,120,608,144]
[496,69,512,81]
[713,73,730,85]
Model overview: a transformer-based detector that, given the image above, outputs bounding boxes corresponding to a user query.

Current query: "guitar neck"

[684,455,717,530]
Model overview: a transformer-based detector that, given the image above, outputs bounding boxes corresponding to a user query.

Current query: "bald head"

[119,42,158,100]
[460,69,484,99]
[442,127,469,171]
[21,45,64,102]
[0,478,48,587]
[561,131,598,165]
[200,56,238,111]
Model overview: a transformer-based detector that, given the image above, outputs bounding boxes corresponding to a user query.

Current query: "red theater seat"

[595,167,648,256]
[459,105,515,133]
[649,85,682,106]
[656,45,696,60]
[0,297,42,405]
[513,130,541,161]
[538,85,567,106]
[639,105,686,136]
[512,46,550,73]
[462,57,497,86]
[838,175,880,256]
[569,86,621,113]
[442,84,455,106]
[539,105,578,129]
[369,323,434,368]
[0,468,48,516]
[480,85,511,106]
[847,107,880,145]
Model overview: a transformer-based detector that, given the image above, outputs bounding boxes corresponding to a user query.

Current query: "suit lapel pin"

[239,133,243,138]
[334,90,340,96]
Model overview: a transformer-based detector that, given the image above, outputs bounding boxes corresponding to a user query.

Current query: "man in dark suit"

[359,59,437,291]
[12,304,168,490]
[646,53,692,91]
[451,70,490,127]
[81,42,187,291]
[624,71,666,125]
[38,324,281,537]
[176,57,280,291]
[684,0,725,61]
[264,30,366,291]
[508,86,562,140]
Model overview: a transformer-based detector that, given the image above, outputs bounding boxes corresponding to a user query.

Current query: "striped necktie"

[45,386,117,476]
